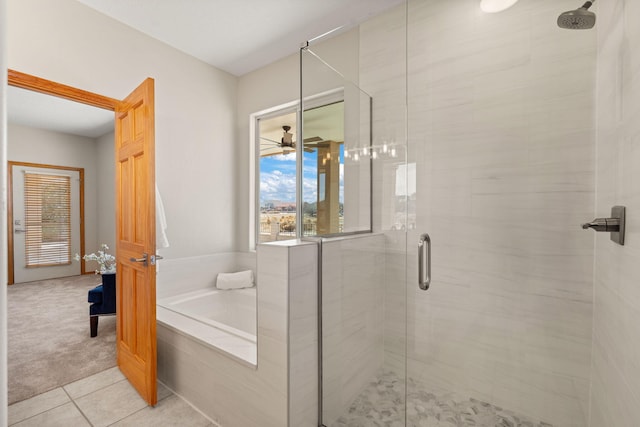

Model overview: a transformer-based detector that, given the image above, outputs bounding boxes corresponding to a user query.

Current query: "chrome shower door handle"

[418,233,431,291]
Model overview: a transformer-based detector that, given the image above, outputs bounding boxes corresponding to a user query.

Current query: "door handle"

[130,253,148,266]
[150,254,163,266]
[418,233,431,291]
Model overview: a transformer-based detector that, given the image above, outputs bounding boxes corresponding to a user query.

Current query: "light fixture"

[480,0,519,13]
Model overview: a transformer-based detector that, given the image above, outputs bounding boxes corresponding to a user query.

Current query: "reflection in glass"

[303,101,345,235]
[301,48,373,235]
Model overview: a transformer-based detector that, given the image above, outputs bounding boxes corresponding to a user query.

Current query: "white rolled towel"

[216,270,254,290]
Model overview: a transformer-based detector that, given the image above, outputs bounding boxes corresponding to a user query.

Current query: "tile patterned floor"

[11,367,556,426]
[331,371,554,427]
[8,367,215,427]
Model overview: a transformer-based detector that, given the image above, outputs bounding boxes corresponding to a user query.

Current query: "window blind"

[24,172,72,267]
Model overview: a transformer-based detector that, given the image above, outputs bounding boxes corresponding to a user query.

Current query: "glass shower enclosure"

[304,0,595,426]
[301,42,407,426]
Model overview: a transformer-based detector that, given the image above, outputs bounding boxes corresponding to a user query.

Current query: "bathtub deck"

[156,306,257,367]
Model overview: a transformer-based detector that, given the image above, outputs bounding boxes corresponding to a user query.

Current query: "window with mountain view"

[256,101,345,244]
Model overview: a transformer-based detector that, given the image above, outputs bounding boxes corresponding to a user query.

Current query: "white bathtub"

[156,252,258,366]
[158,287,256,342]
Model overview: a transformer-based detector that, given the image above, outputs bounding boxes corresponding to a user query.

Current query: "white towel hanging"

[156,184,170,248]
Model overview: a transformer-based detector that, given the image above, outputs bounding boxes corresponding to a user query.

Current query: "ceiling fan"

[260,125,329,156]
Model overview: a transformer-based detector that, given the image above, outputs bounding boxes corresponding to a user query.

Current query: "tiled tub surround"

[319,233,387,426]
[156,252,256,299]
[156,252,257,365]
[358,1,596,426]
[157,244,318,427]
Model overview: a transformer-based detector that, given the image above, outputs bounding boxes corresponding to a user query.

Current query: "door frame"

[6,70,119,284]
[7,161,86,284]
[7,70,158,405]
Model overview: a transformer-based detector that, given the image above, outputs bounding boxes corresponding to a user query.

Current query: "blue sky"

[259,147,344,205]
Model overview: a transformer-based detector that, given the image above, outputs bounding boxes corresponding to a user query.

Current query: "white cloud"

[271,153,296,162]
[260,171,296,203]
[303,179,317,203]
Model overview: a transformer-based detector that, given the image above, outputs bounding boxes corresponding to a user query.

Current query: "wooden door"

[115,78,157,406]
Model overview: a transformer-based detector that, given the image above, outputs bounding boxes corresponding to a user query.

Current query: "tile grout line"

[64,376,127,401]
[8,388,70,426]
[100,380,175,427]
[62,386,94,427]
[70,377,146,427]
[156,380,220,427]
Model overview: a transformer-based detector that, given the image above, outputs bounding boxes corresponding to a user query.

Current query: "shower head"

[557,1,596,29]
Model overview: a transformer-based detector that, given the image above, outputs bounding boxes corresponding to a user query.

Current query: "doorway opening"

[6,69,158,407]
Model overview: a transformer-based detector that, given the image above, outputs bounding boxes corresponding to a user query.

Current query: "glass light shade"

[480,0,519,13]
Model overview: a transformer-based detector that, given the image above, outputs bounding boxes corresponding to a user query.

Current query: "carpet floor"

[8,275,117,405]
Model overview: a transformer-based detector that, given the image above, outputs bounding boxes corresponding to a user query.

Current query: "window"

[255,99,345,245]
[250,82,374,249]
[257,109,299,243]
[24,172,72,266]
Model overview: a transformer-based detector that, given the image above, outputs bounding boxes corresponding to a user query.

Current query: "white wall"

[589,0,640,425]
[8,0,238,259]
[96,131,115,251]
[8,123,101,268]
[0,0,8,422]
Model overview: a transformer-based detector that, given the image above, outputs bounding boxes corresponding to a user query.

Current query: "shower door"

[302,4,410,424]
[404,1,596,426]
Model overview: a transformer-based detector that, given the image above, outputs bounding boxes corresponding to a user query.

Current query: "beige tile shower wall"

[358,4,408,377]
[362,1,596,426]
[589,0,640,425]
[321,234,386,426]
[287,242,319,427]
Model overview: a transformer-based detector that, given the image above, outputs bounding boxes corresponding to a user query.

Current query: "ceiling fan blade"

[260,152,284,157]
[260,136,282,144]
[303,136,324,143]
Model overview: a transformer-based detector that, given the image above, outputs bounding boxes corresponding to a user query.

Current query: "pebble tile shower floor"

[331,371,553,427]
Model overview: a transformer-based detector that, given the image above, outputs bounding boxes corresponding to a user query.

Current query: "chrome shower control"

[582,206,625,245]
[581,218,619,232]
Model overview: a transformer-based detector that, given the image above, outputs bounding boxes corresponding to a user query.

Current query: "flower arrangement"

[75,244,116,274]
